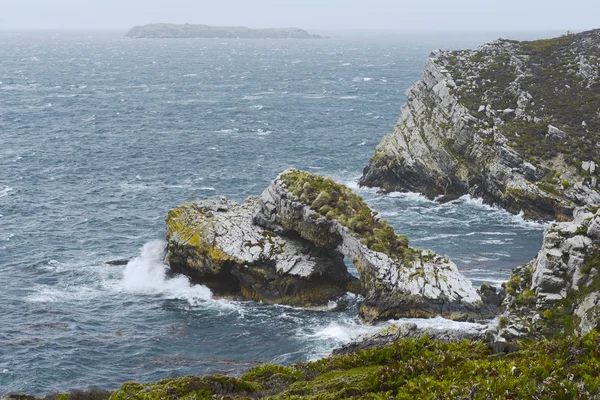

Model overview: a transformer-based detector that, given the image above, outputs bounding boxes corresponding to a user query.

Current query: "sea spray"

[119,240,212,304]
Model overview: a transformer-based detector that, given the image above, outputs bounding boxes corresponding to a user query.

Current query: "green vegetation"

[444,30,600,166]
[99,332,600,399]
[281,170,412,264]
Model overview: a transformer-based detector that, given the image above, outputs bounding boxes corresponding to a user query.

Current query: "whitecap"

[0,187,14,198]
[217,128,239,134]
[341,63,352,66]
[256,129,272,136]
[183,73,198,77]
[386,191,436,203]
[243,95,263,100]
[340,96,358,99]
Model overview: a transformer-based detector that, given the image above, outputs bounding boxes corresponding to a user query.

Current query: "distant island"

[125,23,325,39]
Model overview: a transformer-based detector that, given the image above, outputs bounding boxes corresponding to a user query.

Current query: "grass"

[69,332,600,399]
[281,170,412,265]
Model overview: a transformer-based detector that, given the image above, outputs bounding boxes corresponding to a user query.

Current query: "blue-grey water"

[0,31,549,396]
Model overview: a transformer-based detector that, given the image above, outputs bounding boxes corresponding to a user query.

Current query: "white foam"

[117,240,212,305]
[256,129,272,136]
[386,191,436,203]
[454,195,546,229]
[243,95,263,100]
[217,128,239,134]
[0,187,13,198]
[340,96,358,99]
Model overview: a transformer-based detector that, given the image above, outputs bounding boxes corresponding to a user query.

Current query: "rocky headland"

[361,29,600,221]
[165,169,496,322]
[125,24,324,39]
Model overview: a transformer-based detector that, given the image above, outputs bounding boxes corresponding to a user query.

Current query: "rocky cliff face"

[166,169,496,322]
[255,170,492,322]
[165,196,358,308]
[361,30,600,221]
[498,206,600,338]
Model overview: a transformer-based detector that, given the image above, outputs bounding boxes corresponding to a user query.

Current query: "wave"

[243,95,263,100]
[454,195,547,229]
[0,187,14,198]
[116,240,212,305]
[386,191,436,203]
[256,128,272,136]
[217,128,239,134]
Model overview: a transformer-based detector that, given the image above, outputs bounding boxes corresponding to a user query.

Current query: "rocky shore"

[361,29,600,221]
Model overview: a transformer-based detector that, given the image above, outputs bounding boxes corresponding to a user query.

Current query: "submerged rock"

[166,169,495,321]
[361,29,600,221]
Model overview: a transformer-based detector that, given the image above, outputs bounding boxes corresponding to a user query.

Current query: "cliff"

[361,29,600,221]
[497,205,600,340]
[125,24,323,39]
[165,169,496,322]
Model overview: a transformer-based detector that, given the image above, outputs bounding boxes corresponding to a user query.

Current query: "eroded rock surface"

[255,170,493,322]
[165,196,358,308]
[498,206,600,338]
[166,169,495,322]
[361,30,600,221]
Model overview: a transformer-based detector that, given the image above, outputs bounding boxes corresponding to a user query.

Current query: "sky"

[1,0,598,31]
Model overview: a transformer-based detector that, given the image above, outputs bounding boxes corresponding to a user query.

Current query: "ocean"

[0,30,551,395]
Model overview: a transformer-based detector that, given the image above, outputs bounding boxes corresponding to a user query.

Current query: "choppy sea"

[0,30,555,395]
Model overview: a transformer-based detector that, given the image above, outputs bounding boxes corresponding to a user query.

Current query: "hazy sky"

[2,0,598,31]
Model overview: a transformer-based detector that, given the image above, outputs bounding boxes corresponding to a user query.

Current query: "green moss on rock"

[281,170,411,264]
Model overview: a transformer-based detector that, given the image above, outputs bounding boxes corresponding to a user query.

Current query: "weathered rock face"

[499,206,600,338]
[165,196,359,308]
[361,30,600,221]
[255,170,493,322]
[166,169,496,322]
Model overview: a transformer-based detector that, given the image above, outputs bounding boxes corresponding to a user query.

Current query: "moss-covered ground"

[29,331,600,399]
[281,170,411,264]
[444,30,600,169]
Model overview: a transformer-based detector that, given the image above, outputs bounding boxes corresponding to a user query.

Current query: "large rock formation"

[165,196,358,309]
[255,170,492,322]
[166,169,496,322]
[361,30,600,221]
[497,206,600,339]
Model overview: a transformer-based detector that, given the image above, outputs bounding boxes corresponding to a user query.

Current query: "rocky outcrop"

[332,322,487,355]
[125,24,324,39]
[254,169,494,322]
[165,196,358,308]
[166,169,496,321]
[497,206,600,338]
[361,30,600,221]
